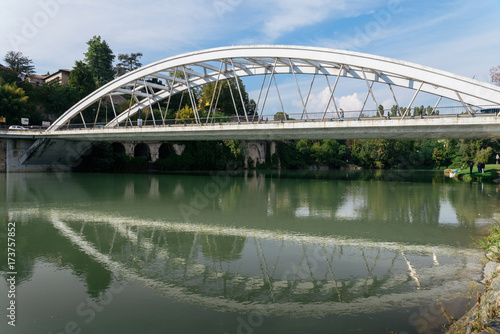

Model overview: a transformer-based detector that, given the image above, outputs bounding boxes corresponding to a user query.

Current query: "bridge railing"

[46,104,499,131]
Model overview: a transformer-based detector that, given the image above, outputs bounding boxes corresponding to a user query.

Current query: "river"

[1,170,499,334]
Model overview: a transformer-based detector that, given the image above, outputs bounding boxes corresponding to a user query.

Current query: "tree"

[274,111,289,121]
[198,78,250,116]
[413,105,426,116]
[115,53,143,77]
[378,104,385,116]
[68,61,97,99]
[0,82,30,125]
[3,51,35,78]
[37,82,79,118]
[84,36,115,87]
[390,105,400,116]
[176,105,197,123]
[491,65,500,86]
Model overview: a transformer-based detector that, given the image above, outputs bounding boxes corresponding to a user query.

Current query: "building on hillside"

[26,73,48,86]
[44,69,71,85]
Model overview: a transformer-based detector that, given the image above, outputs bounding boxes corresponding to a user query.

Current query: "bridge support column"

[242,140,267,168]
[270,141,277,157]
[123,142,135,157]
[172,144,186,156]
[148,142,162,162]
[2,139,87,172]
[0,139,6,173]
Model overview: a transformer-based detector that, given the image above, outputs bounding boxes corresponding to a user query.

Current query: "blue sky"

[1,0,499,113]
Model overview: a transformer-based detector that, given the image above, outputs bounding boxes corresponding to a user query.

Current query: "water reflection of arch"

[40,209,482,317]
[1,212,114,298]
[200,234,246,262]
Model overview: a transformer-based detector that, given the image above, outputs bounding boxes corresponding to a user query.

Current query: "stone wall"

[446,263,500,333]
[241,140,277,168]
[4,139,89,172]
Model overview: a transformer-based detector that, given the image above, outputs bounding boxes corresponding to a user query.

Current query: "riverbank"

[444,222,500,333]
[443,263,500,333]
[445,165,500,183]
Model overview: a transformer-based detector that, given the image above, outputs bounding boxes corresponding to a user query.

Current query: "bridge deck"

[1,114,499,141]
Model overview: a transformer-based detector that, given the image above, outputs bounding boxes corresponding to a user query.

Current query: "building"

[26,73,48,86]
[44,69,71,85]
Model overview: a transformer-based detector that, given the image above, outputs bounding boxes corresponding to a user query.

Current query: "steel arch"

[47,45,500,131]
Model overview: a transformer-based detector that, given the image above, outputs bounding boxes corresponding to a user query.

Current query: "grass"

[477,220,500,262]
[455,164,500,183]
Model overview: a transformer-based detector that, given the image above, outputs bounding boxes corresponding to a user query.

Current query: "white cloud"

[0,0,498,100]
[337,93,364,112]
[254,0,391,42]
[381,98,394,110]
[259,0,346,41]
[0,0,220,73]
[302,86,336,117]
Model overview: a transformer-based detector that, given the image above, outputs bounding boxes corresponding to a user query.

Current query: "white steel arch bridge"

[43,45,500,140]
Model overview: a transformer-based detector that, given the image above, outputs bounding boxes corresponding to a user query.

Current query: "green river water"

[1,170,499,334]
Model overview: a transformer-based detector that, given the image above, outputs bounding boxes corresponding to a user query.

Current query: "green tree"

[0,82,30,125]
[177,105,197,123]
[273,111,289,121]
[390,105,400,116]
[432,147,445,167]
[36,82,79,118]
[3,51,35,78]
[68,61,97,99]
[413,105,428,116]
[378,104,385,116]
[0,67,20,84]
[84,36,115,87]
[199,78,250,116]
[297,140,348,167]
[115,53,143,77]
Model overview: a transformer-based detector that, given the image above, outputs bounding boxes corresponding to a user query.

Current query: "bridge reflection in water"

[8,209,482,318]
[3,170,496,322]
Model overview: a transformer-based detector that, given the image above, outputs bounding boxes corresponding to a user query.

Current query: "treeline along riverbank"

[75,138,500,174]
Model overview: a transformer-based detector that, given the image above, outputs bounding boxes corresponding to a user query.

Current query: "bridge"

[1,45,500,171]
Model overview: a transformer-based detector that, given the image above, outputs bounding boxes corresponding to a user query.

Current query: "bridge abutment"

[148,143,162,162]
[0,137,279,173]
[123,142,136,157]
[1,138,93,173]
[0,139,6,173]
[242,140,277,168]
[119,140,276,168]
[121,142,189,162]
[121,141,163,162]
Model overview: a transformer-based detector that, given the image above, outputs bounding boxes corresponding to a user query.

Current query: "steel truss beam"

[48,45,500,131]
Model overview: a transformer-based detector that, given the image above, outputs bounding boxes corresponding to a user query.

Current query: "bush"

[476,220,500,262]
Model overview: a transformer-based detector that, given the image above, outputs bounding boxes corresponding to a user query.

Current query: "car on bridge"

[8,125,28,131]
[478,108,500,114]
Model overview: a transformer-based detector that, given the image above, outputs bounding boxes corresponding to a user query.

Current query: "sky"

[1,0,499,114]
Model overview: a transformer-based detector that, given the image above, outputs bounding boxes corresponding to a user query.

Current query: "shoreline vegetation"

[74,139,500,181]
[443,221,500,334]
[445,165,500,183]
